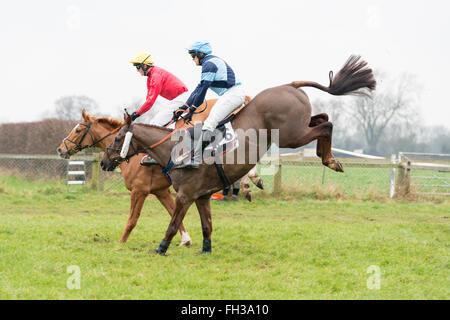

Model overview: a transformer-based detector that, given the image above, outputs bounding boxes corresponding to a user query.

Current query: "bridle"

[104,123,144,165]
[62,121,121,155]
[104,120,179,167]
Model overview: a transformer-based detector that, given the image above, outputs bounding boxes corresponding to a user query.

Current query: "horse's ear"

[82,109,88,121]
[124,112,132,126]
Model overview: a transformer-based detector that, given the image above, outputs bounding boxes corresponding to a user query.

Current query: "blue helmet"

[187,40,212,54]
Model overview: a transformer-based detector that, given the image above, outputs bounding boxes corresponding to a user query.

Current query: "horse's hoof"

[179,232,192,247]
[179,240,192,247]
[244,192,252,202]
[328,159,344,172]
[153,249,167,256]
[202,239,212,254]
[154,239,170,255]
[256,180,264,190]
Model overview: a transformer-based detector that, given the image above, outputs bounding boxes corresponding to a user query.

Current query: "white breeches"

[149,91,190,128]
[202,85,246,132]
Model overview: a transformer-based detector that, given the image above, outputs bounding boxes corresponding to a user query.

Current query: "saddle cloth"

[172,121,239,165]
[171,97,250,165]
[204,122,239,159]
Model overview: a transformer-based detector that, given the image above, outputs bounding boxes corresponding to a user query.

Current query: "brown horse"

[101,55,376,255]
[57,98,262,244]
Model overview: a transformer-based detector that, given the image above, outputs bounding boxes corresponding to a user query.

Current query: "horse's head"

[100,112,135,171]
[57,109,97,159]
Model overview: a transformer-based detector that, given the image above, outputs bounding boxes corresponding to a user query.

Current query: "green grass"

[261,165,391,199]
[0,174,449,299]
[257,164,450,200]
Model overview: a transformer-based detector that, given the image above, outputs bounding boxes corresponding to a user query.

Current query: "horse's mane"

[136,123,173,132]
[95,115,173,132]
[96,116,124,129]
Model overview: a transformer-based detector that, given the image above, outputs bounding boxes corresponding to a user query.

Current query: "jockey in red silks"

[129,52,189,166]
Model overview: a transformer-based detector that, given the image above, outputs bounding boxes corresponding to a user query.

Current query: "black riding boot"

[140,155,159,166]
[177,129,214,169]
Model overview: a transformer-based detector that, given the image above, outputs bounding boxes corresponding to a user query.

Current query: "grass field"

[0,174,449,299]
[264,165,392,198]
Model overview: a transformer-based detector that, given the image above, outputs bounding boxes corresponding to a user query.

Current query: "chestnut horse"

[57,98,262,244]
[101,55,376,255]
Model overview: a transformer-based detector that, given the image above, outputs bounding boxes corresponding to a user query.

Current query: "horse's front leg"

[154,188,192,247]
[248,165,264,190]
[119,190,147,242]
[195,195,213,254]
[155,194,193,255]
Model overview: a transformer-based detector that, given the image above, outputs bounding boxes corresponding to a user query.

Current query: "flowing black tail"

[289,55,376,96]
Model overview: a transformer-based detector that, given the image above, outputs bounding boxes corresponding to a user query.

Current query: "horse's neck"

[97,124,133,173]
[134,125,175,165]
[92,124,118,151]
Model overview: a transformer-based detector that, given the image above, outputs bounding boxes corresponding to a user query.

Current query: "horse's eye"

[75,129,82,133]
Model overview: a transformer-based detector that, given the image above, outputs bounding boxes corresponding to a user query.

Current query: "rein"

[149,129,177,149]
[151,101,209,149]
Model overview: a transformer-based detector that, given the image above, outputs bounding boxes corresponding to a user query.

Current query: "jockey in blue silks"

[175,40,245,168]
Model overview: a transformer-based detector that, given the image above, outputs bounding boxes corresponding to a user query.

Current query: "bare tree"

[53,95,99,120]
[110,97,143,120]
[348,73,420,154]
[431,126,450,153]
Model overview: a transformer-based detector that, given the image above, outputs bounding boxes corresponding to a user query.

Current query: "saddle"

[175,96,251,161]
[174,95,251,130]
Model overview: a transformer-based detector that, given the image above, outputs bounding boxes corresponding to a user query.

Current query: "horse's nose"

[56,147,61,154]
[100,160,105,170]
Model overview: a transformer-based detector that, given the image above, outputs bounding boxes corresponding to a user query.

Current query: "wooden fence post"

[273,164,282,195]
[395,160,411,197]
[396,161,405,196]
[404,160,411,195]
[91,153,103,191]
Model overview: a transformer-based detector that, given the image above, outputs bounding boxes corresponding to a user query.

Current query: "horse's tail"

[289,55,376,97]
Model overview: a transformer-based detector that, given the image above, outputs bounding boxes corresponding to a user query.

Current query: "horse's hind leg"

[154,188,192,247]
[240,165,264,202]
[296,121,344,172]
[120,190,147,242]
[309,113,329,158]
[248,165,264,190]
[240,174,252,202]
[195,195,213,254]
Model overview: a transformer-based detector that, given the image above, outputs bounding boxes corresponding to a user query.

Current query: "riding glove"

[131,112,140,121]
[184,106,196,123]
[172,109,184,121]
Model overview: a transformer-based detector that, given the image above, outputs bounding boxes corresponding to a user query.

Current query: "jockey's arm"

[133,77,163,119]
[185,80,212,109]
[184,61,217,109]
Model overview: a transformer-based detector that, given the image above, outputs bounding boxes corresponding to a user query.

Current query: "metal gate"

[399,152,450,196]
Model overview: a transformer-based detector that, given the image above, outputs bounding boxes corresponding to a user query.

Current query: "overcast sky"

[1,0,449,128]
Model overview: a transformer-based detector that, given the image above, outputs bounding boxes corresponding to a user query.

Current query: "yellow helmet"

[130,52,154,66]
